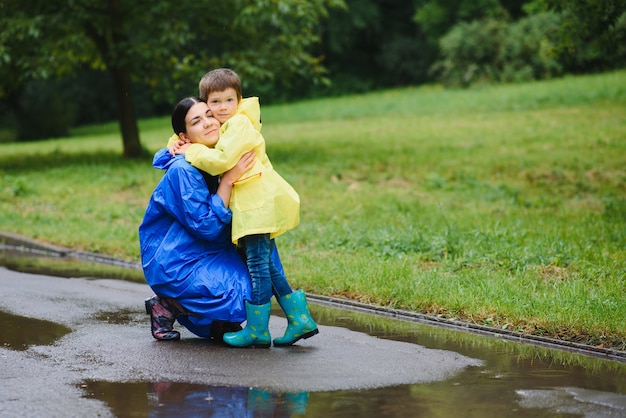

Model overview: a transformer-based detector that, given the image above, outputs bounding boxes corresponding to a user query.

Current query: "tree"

[0,5,86,141]
[0,0,343,157]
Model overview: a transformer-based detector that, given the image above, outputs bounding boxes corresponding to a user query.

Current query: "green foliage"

[434,12,563,86]
[307,0,434,98]
[502,11,563,81]
[542,0,626,71]
[408,0,518,89]
[0,0,344,152]
[413,0,504,45]
[2,0,625,136]
[313,0,626,96]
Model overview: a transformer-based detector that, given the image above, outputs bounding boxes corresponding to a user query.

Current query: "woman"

[139,96,266,341]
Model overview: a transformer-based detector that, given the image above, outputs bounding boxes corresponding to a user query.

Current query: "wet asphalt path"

[0,267,481,417]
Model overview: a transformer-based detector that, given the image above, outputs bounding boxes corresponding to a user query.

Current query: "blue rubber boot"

[223,301,271,348]
[273,290,319,347]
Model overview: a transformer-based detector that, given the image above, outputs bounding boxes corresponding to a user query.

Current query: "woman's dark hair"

[172,96,203,135]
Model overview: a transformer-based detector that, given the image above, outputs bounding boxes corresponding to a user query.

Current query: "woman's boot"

[210,321,242,343]
[273,290,319,347]
[223,301,272,348]
[144,295,185,341]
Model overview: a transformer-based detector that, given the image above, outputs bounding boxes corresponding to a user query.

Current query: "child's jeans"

[240,234,292,305]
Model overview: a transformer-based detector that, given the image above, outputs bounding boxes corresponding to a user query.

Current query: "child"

[170,68,318,348]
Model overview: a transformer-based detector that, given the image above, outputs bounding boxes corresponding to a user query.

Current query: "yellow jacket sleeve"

[166,134,180,149]
[185,115,264,176]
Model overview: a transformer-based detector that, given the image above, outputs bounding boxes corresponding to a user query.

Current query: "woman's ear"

[178,132,189,142]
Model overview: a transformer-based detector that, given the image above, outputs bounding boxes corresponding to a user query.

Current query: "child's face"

[206,88,239,124]
[182,102,220,147]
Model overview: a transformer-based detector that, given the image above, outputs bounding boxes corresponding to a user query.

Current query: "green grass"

[1,71,625,350]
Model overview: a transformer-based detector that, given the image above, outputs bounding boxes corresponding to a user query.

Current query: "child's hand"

[223,151,256,185]
[170,139,190,156]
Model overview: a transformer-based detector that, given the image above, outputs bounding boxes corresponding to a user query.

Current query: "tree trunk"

[109,66,143,158]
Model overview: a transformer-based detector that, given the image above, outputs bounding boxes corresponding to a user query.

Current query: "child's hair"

[172,96,203,134]
[199,68,242,102]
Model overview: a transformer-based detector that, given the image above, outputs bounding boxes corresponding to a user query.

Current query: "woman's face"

[181,102,220,147]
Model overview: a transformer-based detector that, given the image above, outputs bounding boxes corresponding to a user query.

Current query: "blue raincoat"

[139,149,281,338]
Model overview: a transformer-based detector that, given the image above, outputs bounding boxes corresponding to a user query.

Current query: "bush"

[433,12,563,87]
[432,18,507,86]
[501,12,563,82]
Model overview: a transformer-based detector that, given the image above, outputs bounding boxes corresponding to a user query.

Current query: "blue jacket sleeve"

[159,160,232,241]
[153,148,172,167]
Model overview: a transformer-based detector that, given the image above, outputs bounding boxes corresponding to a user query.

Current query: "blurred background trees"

[0,0,342,156]
[1,0,624,154]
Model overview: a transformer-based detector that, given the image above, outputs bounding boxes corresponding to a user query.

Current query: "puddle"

[77,304,626,417]
[0,311,71,351]
[80,380,626,417]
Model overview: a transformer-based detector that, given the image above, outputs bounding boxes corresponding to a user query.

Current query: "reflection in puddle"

[81,381,309,417]
[81,377,626,417]
[0,310,71,351]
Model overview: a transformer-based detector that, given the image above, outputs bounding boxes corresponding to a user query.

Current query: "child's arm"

[216,151,257,206]
[185,115,263,176]
[167,134,189,156]
[173,142,192,155]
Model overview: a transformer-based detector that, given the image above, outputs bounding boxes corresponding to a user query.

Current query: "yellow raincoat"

[180,97,300,244]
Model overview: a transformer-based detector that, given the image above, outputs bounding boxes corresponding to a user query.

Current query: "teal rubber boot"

[273,290,319,347]
[223,301,271,348]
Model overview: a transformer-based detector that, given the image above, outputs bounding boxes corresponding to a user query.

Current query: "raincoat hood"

[152,148,180,171]
[238,97,262,132]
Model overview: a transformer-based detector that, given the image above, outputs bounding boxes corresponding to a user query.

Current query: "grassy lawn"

[1,71,625,350]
